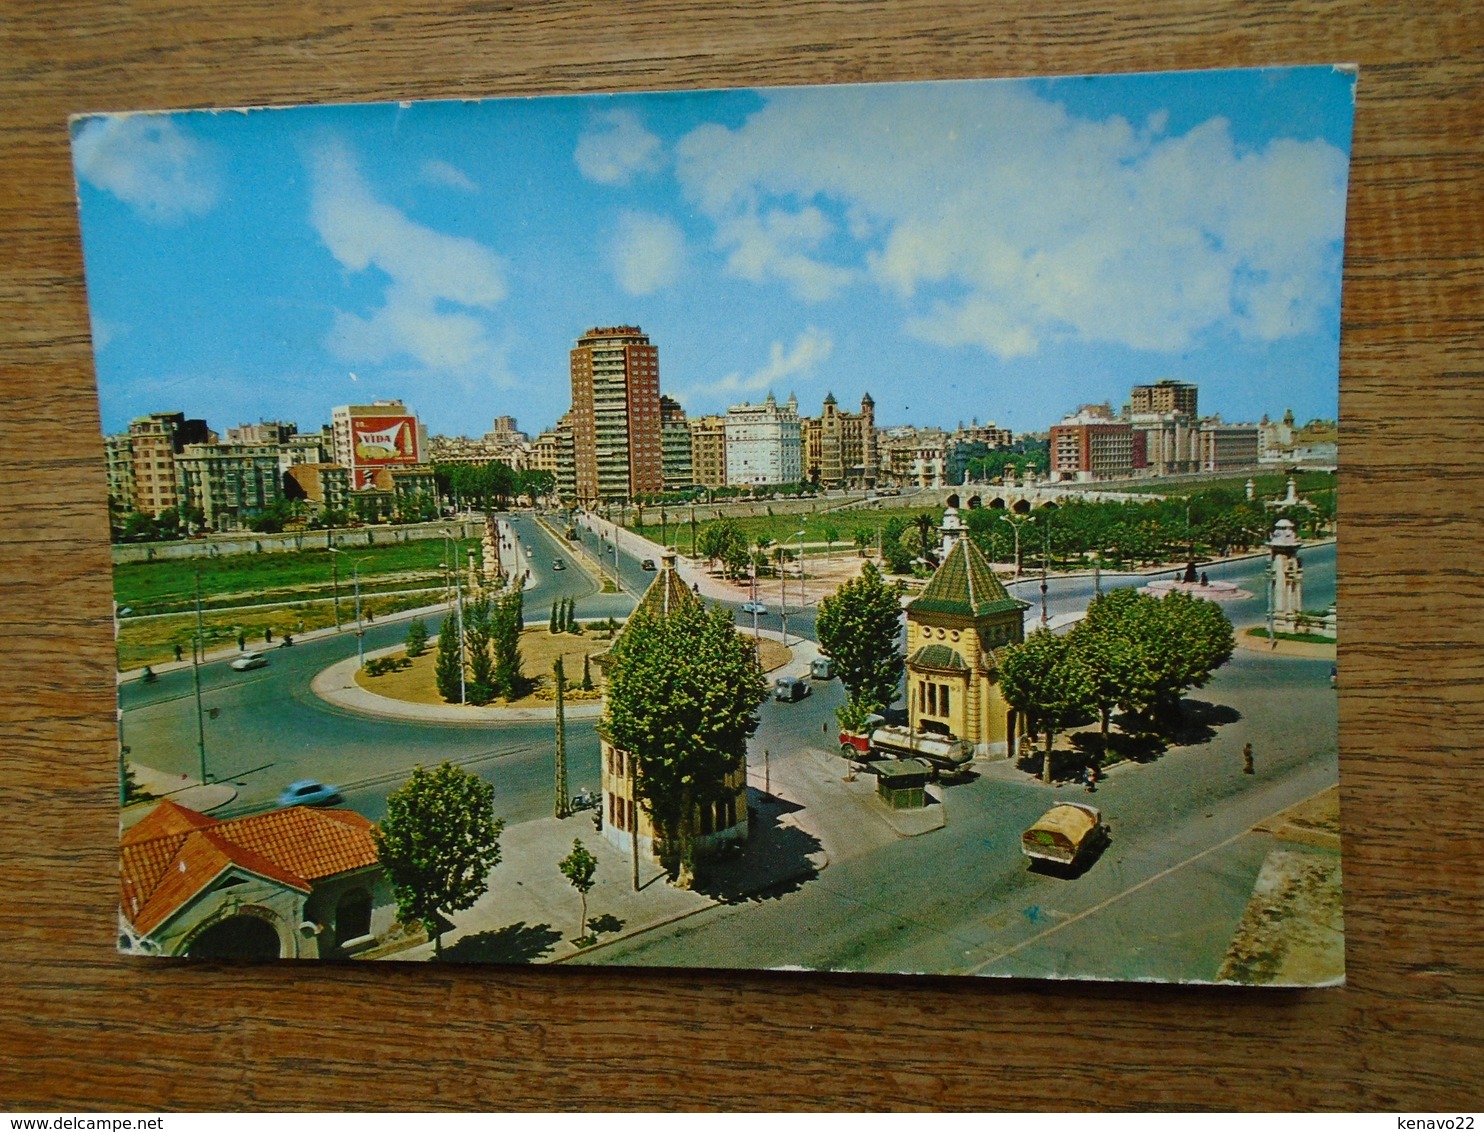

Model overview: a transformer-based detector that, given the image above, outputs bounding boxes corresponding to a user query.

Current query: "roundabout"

[311,627,803,725]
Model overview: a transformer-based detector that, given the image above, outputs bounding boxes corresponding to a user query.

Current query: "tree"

[375,761,504,955]
[405,615,429,659]
[998,628,1095,783]
[698,517,746,575]
[853,526,873,558]
[434,610,463,703]
[1145,590,1235,719]
[603,601,766,888]
[913,512,937,564]
[1068,619,1154,758]
[462,595,495,705]
[582,653,594,691]
[558,838,598,942]
[119,511,157,543]
[822,523,840,563]
[492,588,525,699]
[815,560,904,717]
[549,599,560,634]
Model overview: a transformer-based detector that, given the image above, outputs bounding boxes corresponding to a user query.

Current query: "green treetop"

[375,761,504,955]
[815,560,904,717]
[602,601,766,888]
[998,628,1095,783]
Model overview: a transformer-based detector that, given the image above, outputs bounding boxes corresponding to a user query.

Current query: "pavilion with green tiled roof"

[908,533,1027,621]
[903,520,1030,758]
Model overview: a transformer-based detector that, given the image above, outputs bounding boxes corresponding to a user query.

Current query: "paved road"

[120,512,630,823]
[120,514,1337,979]
[571,641,1338,981]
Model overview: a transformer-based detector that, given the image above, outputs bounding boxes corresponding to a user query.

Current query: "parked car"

[810,657,836,680]
[551,557,566,571]
[740,600,767,615]
[277,779,344,808]
[230,651,268,671]
[641,559,656,571]
[1021,802,1108,870]
[773,675,812,703]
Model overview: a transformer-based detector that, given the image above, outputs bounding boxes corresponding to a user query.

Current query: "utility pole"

[553,657,568,818]
[779,549,788,648]
[192,571,207,784]
[352,561,364,668]
[1040,513,1050,629]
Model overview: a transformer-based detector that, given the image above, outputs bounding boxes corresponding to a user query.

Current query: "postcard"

[75,64,1353,982]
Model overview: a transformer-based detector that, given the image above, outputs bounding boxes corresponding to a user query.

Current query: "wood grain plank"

[2,0,1481,1111]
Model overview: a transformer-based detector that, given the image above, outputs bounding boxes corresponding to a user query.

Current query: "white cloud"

[675,82,1350,356]
[72,114,219,224]
[678,327,833,406]
[419,158,478,192]
[308,140,509,381]
[611,211,685,295]
[88,315,124,352]
[574,108,663,185]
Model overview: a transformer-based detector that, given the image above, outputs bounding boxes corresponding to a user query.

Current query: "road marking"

[961,783,1336,976]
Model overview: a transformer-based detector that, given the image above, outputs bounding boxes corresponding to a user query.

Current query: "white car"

[230,651,268,671]
[740,600,767,615]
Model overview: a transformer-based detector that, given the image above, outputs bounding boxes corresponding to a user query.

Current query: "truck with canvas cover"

[1021,802,1107,868]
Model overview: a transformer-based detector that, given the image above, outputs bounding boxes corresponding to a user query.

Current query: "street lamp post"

[1039,512,1051,628]
[795,529,806,610]
[748,561,759,641]
[999,513,1026,579]
[352,560,365,668]
[779,545,788,648]
[192,570,208,784]
[1266,556,1277,649]
[331,547,341,630]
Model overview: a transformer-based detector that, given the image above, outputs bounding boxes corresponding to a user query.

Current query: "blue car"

[277,779,344,808]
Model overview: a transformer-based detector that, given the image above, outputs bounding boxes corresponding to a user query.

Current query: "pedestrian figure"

[174,644,183,663]
[237,633,246,652]
[1243,742,1255,775]
[1085,764,1098,793]
[1200,571,1209,586]
[265,627,273,644]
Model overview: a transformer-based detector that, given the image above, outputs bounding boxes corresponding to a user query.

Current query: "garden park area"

[111,536,479,670]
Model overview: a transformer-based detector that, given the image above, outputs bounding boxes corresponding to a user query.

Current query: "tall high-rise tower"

[570,325,663,503]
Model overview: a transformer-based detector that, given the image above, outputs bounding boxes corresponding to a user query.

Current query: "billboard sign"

[351,414,418,466]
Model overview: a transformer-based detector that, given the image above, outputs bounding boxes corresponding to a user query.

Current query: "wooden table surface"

[2,0,1480,1112]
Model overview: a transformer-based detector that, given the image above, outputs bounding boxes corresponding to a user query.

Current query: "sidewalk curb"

[544,851,830,964]
[311,648,606,723]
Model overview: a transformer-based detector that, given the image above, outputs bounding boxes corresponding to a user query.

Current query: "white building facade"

[724,393,802,487]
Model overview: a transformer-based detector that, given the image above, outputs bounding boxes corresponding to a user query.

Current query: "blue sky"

[72,65,1355,440]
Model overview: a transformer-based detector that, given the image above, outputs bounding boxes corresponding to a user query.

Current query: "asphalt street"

[119,512,1337,979]
[572,642,1338,981]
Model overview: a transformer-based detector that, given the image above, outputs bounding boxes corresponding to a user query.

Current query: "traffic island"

[313,626,798,723]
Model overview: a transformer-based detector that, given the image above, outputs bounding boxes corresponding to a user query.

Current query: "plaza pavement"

[388,737,950,966]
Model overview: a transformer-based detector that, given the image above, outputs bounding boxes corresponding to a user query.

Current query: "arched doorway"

[186,915,282,960]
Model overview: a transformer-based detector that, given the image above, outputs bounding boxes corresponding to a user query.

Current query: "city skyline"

[74,67,1355,439]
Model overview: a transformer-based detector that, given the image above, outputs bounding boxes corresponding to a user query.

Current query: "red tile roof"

[120,802,380,938]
